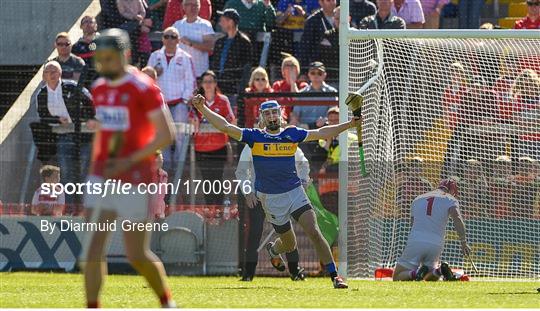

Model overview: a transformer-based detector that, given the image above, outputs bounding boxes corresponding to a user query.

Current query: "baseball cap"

[217,8,240,25]
[309,61,326,72]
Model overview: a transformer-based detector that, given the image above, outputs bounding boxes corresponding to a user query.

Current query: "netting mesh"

[346,36,540,279]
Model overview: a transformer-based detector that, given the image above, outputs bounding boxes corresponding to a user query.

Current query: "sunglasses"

[527,1,540,5]
[254,77,267,81]
[163,34,179,40]
[202,80,216,84]
[309,71,324,76]
[56,42,71,47]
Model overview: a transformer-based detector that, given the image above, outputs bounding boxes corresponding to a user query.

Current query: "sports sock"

[87,301,100,308]
[325,262,338,280]
[410,269,417,280]
[285,249,300,274]
[159,288,172,306]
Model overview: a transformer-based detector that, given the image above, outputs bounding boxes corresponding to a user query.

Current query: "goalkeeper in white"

[393,178,472,281]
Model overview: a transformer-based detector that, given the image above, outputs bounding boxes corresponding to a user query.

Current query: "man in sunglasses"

[147,27,197,175]
[52,32,86,82]
[514,0,540,29]
[291,62,337,130]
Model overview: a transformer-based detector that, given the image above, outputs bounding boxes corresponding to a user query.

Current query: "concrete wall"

[0,0,93,65]
[0,0,100,203]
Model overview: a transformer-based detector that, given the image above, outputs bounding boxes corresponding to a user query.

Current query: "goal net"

[341,30,540,279]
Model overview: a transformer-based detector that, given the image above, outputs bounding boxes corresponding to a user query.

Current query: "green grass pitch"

[0,272,538,308]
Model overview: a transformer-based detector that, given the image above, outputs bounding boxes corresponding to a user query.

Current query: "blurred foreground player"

[393,178,472,281]
[192,98,359,288]
[82,29,176,308]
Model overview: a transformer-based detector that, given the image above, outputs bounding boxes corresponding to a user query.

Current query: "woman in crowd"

[193,70,236,206]
[271,55,308,119]
[244,67,274,127]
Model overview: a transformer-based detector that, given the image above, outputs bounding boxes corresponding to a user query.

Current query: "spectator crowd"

[5,0,535,223]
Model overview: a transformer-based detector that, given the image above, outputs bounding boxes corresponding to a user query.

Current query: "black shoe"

[266,242,286,272]
[290,267,306,281]
[415,265,429,281]
[440,262,456,281]
[240,276,253,282]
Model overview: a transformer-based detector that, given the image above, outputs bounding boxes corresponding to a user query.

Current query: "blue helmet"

[259,100,281,113]
[258,100,282,130]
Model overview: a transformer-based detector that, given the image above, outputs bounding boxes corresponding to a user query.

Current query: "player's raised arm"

[303,116,361,142]
[449,206,471,256]
[191,94,242,141]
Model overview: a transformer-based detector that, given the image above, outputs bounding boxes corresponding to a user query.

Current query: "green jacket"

[224,0,276,33]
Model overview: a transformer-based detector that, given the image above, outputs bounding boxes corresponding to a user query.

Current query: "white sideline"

[0,0,101,145]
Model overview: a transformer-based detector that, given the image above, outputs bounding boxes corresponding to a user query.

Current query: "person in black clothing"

[318,6,341,79]
[299,0,337,68]
[358,0,406,29]
[32,61,95,206]
[350,0,377,28]
[210,8,255,96]
[52,32,86,82]
[98,0,126,29]
[72,16,100,87]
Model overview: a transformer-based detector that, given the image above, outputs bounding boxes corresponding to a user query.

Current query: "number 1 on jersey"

[426,197,434,216]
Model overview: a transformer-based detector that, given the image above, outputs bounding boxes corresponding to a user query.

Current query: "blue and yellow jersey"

[240,126,308,194]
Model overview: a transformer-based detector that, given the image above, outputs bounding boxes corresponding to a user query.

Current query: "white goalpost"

[338,2,540,280]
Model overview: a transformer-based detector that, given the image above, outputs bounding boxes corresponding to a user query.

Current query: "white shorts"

[256,186,311,226]
[397,240,443,270]
[84,175,150,221]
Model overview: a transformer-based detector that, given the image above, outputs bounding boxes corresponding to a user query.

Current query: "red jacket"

[271,80,308,119]
[514,16,540,29]
[194,93,236,152]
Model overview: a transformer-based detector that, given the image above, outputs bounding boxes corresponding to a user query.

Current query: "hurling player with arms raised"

[191,97,360,289]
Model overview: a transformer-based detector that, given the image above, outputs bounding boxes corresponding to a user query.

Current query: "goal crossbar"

[343,29,540,40]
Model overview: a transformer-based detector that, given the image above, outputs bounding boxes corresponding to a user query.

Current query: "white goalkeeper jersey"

[408,189,459,246]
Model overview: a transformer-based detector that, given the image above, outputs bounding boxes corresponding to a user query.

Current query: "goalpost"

[338,4,540,280]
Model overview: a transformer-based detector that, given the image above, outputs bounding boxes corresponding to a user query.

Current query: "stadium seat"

[165,211,205,244]
[498,17,520,28]
[159,211,206,271]
[159,227,201,264]
[206,219,238,275]
[508,2,528,17]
